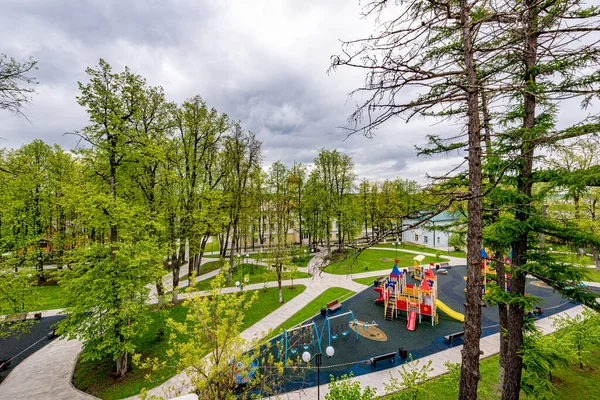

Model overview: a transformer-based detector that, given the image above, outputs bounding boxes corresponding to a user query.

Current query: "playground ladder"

[385,294,396,321]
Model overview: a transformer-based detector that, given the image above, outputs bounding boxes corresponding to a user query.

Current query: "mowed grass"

[373,242,465,258]
[323,249,448,275]
[248,252,314,268]
[272,287,355,335]
[194,263,309,291]
[25,284,65,311]
[395,349,600,399]
[73,285,306,400]
[352,276,383,286]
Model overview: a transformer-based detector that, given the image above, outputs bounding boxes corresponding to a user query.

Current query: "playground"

[271,261,577,392]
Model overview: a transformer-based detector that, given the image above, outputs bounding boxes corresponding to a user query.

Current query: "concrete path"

[0,338,94,400]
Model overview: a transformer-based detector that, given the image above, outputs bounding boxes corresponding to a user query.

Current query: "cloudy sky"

[2,0,582,184]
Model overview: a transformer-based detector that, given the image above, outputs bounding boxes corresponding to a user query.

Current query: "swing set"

[320,310,359,347]
[278,321,320,366]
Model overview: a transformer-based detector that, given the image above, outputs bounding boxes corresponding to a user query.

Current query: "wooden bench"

[370,352,396,367]
[327,299,342,313]
[440,262,450,268]
[444,331,465,346]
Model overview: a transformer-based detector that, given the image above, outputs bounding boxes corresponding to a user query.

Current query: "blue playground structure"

[320,310,359,347]
[278,321,320,366]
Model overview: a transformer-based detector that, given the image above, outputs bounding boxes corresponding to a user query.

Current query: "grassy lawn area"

[550,252,594,265]
[373,242,465,258]
[352,276,382,286]
[582,268,600,283]
[194,263,309,291]
[323,249,448,275]
[73,285,306,400]
[180,258,225,281]
[272,287,355,335]
[399,348,600,400]
[25,284,65,311]
[248,252,314,268]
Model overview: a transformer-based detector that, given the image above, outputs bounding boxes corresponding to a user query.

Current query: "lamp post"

[302,345,334,399]
[392,242,398,260]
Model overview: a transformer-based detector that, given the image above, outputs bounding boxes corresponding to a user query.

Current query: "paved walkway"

[0,247,595,400]
[0,338,94,400]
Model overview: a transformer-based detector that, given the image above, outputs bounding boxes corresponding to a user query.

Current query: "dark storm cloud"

[0,0,486,184]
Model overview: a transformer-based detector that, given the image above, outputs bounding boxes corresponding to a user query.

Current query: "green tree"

[384,355,433,400]
[552,309,600,370]
[326,373,377,400]
[0,53,37,116]
[57,241,162,377]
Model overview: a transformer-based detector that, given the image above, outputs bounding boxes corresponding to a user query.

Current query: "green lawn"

[395,349,600,400]
[373,242,465,258]
[73,285,306,400]
[248,252,314,268]
[323,249,448,275]
[352,276,383,286]
[180,258,225,281]
[582,268,600,283]
[25,284,65,311]
[272,287,355,334]
[194,263,309,291]
[550,252,594,266]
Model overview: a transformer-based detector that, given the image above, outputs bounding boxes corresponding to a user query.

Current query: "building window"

[415,234,419,241]
[424,236,428,244]
[437,237,440,244]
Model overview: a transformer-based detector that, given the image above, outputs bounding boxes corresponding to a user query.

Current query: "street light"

[302,345,334,399]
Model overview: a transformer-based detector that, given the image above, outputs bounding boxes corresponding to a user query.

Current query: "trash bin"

[321,308,327,317]
[399,348,408,359]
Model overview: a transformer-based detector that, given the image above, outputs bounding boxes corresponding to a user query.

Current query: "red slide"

[406,311,417,331]
[374,287,385,304]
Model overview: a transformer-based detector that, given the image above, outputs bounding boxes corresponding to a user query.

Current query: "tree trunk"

[458,0,483,397]
[229,217,239,282]
[277,264,284,303]
[503,2,537,398]
[116,351,128,377]
[591,245,600,271]
[495,252,508,392]
[171,255,181,304]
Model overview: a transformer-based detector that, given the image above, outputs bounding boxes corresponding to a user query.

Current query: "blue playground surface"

[266,263,577,394]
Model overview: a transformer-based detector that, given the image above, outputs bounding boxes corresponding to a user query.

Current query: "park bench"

[444,331,465,346]
[440,262,450,268]
[327,299,342,313]
[370,352,396,367]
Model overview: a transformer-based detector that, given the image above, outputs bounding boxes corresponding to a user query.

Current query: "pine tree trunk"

[495,252,509,392]
[503,2,537,397]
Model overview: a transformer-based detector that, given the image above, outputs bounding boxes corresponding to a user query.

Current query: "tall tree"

[0,53,37,116]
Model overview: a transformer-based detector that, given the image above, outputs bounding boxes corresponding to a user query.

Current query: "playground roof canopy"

[413,254,426,262]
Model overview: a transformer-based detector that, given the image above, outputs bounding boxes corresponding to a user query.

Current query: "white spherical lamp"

[302,351,311,363]
[325,346,335,357]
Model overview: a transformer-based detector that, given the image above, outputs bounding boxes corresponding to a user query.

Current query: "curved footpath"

[0,247,593,399]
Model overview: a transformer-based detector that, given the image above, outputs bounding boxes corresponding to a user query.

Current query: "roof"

[405,210,460,223]
[413,254,425,262]
[420,278,431,292]
[425,268,435,279]
[390,264,401,277]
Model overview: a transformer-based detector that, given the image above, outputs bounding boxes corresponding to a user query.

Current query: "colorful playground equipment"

[277,311,360,366]
[376,263,465,329]
[321,310,359,347]
[464,248,511,296]
[412,254,426,280]
[278,321,320,366]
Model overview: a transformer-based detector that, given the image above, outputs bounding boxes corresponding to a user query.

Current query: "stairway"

[385,295,396,321]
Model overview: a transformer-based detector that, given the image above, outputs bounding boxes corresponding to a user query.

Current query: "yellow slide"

[435,299,465,323]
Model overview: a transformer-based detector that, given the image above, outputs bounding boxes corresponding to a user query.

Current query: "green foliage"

[57,241,163,372]
[448,232,465,252]
[326,373,377,400]
[552,308,600,369]
[385,354,433,400]
[521,328,572,400]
